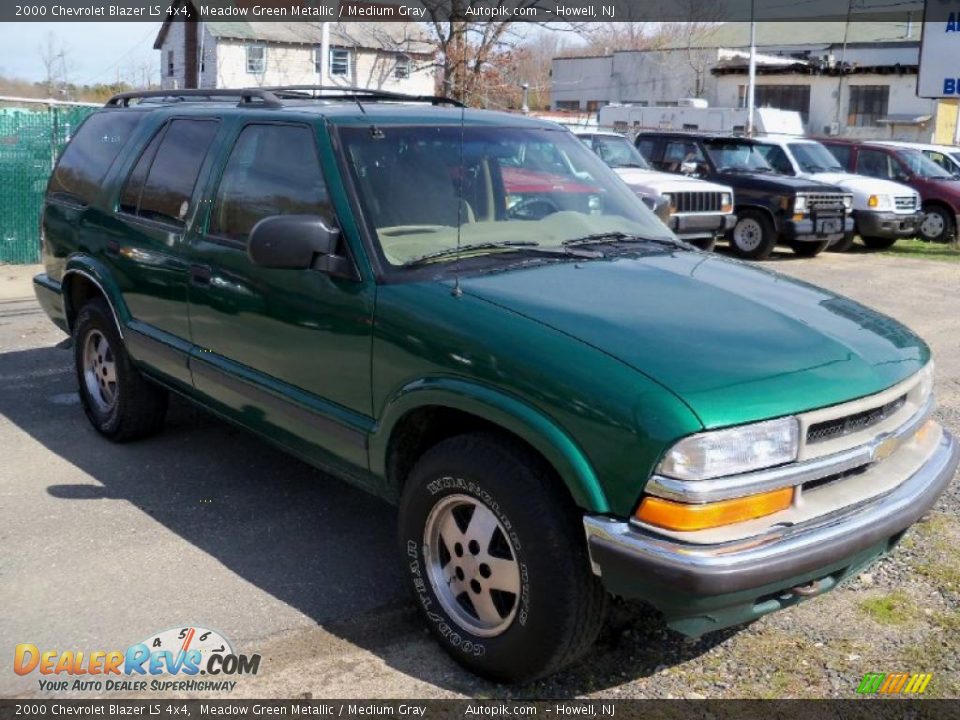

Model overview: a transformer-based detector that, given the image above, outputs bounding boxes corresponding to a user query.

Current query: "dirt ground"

[1,248,958,699]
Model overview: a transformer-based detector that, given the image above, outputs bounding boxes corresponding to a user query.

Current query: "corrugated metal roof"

[205,21,434,54]
[659,21,921,50]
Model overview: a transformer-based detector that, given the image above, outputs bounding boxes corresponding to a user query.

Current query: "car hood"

[804,171,914,196]
[613,168,731,194]
[459,252,928,428]
[718,171,840,193]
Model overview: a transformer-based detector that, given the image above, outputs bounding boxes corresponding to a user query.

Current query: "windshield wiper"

[561,232,679,249]
[615,162,647,168]
[402,241,600,267]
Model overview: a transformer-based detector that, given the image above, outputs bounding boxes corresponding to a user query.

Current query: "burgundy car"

[820,138,960,243]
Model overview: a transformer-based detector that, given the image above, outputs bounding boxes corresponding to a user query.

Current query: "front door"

[186,121,375,477]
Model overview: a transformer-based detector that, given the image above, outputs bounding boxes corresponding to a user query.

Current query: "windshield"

[788,142,845,173]
[586,134,651,170]
[898,148,954,179]
[703,140,773,172]
[340,125,672,268]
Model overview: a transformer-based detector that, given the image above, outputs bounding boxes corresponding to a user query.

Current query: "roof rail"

[105,88,283,108]
[257,85,465,107]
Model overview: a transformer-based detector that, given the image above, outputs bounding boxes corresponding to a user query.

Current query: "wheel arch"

[371,378,611,514]
[61,256,129,337]
[734,203,779,229]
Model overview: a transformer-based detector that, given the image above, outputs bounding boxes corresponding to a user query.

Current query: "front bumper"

[668,213,736,240]
[782,214,855,243]
[584,428,958,636]
[855,209,924,239]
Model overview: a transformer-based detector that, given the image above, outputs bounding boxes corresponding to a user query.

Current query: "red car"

[819,138,960,243]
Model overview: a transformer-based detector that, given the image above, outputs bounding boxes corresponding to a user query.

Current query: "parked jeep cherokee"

[636,132,853,259]
[34,88,958,684]
[573,130,736,251]
[751,135,923,252]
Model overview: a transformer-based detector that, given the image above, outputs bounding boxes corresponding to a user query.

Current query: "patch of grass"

[858,591,918,625]
[879,238,960,262]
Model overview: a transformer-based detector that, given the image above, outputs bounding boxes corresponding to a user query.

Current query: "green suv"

[33,87,958,683]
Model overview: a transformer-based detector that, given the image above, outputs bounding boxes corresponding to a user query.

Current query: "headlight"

[917,360,935,404]
[658,416,800,481]
[793,195,807,214]
[588,195,602,213]
[868,194,891,209]
[721,192,733,212]
[661,193,672,209]
[843,194,853,211]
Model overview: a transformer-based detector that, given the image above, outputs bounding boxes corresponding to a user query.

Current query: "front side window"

[848,85,889,127]
[340,125,671,269]
[856,148,909,182]
[120,119,220,226]
[923,150,960,175]
[788,142,845,173]
[704,140,773,172]
[210,124,332,242]
[48,111,145,205]
[662,140,706,173]
[754,144,794,175]
[330,49,352,77]
[246,45,266,74]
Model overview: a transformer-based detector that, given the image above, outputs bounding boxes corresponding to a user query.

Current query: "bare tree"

[39,32,70,99]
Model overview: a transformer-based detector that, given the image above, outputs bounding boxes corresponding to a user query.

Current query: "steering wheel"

[507,197,560,221]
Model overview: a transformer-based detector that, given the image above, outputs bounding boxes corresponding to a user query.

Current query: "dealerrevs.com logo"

[13,626,261,693]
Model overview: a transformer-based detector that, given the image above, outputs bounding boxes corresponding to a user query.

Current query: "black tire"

[828,233,856,253]
[729,210,777,260]
[918,205,956,243]
[788,240,829,257]
[861,236,898,250]
[73,298,168,441]
[398,432,607,683]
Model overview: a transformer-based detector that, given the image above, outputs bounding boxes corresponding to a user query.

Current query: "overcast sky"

[0,22,162,85]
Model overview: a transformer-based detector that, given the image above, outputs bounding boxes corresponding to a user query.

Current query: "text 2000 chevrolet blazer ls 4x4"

[33,88,958,683]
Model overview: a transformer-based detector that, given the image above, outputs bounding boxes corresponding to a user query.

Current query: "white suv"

[574,130,736,251]
[752,136,922,251]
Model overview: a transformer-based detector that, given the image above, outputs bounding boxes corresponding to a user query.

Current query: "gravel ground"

[1,247,958,700]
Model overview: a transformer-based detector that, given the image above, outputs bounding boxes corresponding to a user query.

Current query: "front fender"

[370,377,611,514]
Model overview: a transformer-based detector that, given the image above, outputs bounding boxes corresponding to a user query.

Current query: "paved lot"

[1,249,958,699]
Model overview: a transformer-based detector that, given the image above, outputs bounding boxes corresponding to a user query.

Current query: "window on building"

[848,85,889,127]
[329,48,353,77]
[752,85,811,124]
[210,124,333,242]
[555,100,580,111]
[394,55,411,79]
[120,119,220,227]
[167,50,174,77]
[585,100,607,113]
[246,45,266,74]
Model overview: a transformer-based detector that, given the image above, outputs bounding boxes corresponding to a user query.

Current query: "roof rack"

[105,88,283,108]
[104,86,464,109]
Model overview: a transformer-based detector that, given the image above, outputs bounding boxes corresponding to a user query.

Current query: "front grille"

[807,394,907,444]
[895,196,917,211]
[672,191,723,214]
[804,193,847,212]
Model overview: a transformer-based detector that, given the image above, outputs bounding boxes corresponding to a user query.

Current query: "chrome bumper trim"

[584,429,957,582]
[645,393,935,504]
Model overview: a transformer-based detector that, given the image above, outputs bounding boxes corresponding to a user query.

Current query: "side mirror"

[248,215,340,270]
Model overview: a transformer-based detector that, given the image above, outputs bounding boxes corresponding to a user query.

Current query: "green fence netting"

[0,104,97,264]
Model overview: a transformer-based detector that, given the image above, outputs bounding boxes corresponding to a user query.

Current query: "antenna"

[451,102,466,298]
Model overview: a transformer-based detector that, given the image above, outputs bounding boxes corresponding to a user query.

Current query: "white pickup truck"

[573,130,736,251]
[752,136,923,251]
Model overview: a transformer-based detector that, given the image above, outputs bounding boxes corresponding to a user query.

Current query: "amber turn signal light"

[635,487,794,532]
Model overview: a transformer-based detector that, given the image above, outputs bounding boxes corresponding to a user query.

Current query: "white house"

[154,11,437,95]
[551,20,960,143]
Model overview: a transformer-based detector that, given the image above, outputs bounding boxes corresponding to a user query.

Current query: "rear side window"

[48,112,144,205]
[825,143,851,169]
[635,139,656,162]
[209,124,332,242]
[120,119,219,226]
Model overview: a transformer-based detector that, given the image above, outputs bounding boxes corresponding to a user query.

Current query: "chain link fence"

[0,99,98,264]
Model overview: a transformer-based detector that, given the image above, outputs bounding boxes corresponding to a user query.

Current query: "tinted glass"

[48,112,144,205]
[663,141,706,172]
[137,119,219,226]
[788,142,844,173]
[341,125,671,268]
[119,129,164,215]
[211,124,332,242]
[824,143,851,168]
[635,138,657,162]
[755,144,794,174]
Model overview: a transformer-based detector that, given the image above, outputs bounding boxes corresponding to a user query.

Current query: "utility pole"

[746,0,757,136]
[835,0,853,127]
[320,22,330,84]
[521,82,529,114]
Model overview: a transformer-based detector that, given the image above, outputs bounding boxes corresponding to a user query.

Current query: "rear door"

[109,117,221,386]
[185,120,375,477]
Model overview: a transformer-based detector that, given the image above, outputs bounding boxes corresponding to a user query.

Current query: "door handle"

[189,264,212,285]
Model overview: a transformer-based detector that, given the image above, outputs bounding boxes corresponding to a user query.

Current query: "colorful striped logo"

[857,672,933,694]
